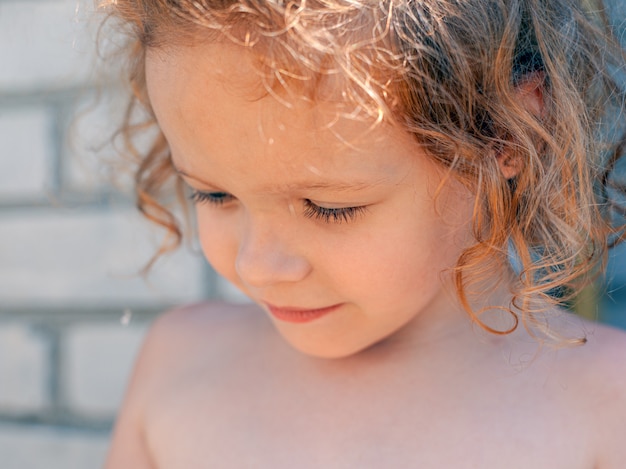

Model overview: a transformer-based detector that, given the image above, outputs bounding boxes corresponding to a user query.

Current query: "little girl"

[102,0,626,467]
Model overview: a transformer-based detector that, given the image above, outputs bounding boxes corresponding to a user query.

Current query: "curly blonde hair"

[100,0,626,343]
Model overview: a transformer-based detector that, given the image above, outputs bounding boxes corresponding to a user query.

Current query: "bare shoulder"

[509,317,626,468]
[130,300,278,394]
[571,319,626,385]
[584,320,626,361]
[104,301,273,468]
[559,320,626,469]
[124,301,260,374]
[151,299,266,337]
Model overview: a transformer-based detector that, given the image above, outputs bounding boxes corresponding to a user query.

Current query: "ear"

[496,72,545,180]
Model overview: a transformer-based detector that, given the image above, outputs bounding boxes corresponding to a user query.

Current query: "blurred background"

[0,0,624,468]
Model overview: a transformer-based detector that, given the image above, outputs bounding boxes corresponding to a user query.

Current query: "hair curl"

[99,0,626,344]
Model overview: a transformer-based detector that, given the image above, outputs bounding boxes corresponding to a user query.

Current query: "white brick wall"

[0,207,208,306]
[0,423,109,469]
[64,322,148,417]
[0,107,54,199]
[0,0,97,91]
[0,324,50,412]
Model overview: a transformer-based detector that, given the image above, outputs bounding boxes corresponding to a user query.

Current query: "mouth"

[264,303,342,324]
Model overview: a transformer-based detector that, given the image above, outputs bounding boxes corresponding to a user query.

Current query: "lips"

[265,303,342,324]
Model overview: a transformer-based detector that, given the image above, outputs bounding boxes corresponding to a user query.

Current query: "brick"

[0,107,54,199]
[64,323,147,416]
[0,323,49,412]
[0,423,108,469]
[0,207,210,306]
[0,0,99,92]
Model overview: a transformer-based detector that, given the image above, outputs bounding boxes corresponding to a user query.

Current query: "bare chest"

[144,358,595,469]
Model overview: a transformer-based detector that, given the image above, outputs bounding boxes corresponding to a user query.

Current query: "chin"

[280,332,375,360]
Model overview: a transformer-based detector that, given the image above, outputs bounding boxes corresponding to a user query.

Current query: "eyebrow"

[174,167,391,193]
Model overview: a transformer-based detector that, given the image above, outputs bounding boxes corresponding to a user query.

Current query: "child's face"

[146,43,476,358]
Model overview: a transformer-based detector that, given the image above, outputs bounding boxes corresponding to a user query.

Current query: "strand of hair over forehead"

[159,0,409,123]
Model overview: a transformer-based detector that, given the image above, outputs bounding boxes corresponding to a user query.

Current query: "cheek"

[196,216,239,282]
[373,232,445,285]
[333,213,465,293]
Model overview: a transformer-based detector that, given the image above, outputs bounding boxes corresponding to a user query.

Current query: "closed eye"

[303,199,368,224]
[189,190,235,206]
[189,190,367,223]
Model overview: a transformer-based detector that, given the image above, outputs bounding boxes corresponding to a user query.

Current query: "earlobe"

[496,150,524,179]
[496,72,546,180]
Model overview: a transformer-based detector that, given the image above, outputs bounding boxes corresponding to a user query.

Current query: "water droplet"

[120,308,132,326]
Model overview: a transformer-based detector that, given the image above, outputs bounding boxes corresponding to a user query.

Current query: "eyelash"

[303,199,367,224]
[189,190,234,205]
[189,191,367,224]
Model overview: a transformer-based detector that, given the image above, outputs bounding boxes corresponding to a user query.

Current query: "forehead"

[145,41,419,176]
[146,39,368,126]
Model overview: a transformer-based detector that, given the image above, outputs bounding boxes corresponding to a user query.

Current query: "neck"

[386,275,514,342]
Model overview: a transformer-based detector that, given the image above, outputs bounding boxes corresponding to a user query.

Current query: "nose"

[235,216,311,288]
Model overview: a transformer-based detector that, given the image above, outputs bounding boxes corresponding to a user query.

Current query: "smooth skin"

[105,42,626,468]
